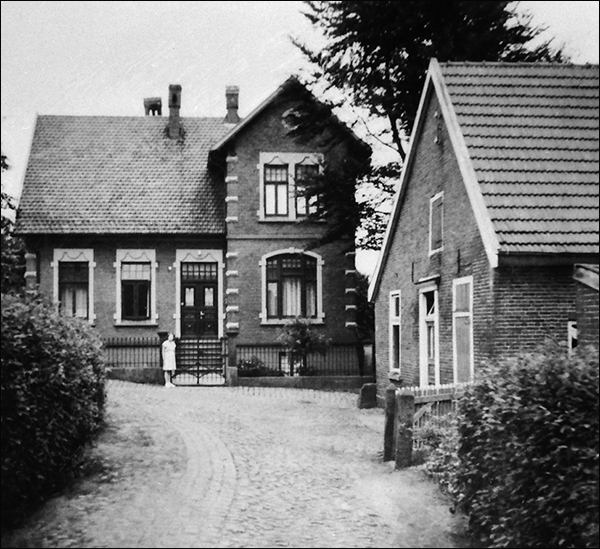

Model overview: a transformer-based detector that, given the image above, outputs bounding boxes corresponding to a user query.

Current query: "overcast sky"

[2,0,599,272]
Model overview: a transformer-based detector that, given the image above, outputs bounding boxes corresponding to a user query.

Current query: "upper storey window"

[264,164,289,217]
[258,152,323,222]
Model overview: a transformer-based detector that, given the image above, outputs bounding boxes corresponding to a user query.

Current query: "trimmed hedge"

[452,344,599,548]
[1,292,107,529]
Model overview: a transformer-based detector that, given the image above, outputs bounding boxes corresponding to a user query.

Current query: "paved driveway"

[3,381,474,548]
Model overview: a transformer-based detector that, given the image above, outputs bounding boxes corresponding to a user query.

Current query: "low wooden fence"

[383,382,468,468]
[236,343,367,376]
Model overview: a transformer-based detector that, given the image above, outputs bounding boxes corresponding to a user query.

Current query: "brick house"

[16,77,371,381]
[368,59,599,397]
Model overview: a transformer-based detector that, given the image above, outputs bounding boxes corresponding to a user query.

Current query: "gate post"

[395,389,415,469]
[383,384,397,461]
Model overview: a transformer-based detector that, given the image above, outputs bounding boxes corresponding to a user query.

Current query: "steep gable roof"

[211,75,370,155]
[370,59,599,300]
[17,115,230,235]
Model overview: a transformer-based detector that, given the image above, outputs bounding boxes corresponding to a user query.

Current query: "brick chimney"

[144,97,162,116]
[225,85,240,124]
[168,84,182,139]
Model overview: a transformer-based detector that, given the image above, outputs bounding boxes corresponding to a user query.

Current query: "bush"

[1,292,107,529]
[451,343,599,548]
[416,421,458,481]
[237,356,284,377]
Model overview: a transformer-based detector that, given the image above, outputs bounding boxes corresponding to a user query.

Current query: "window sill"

[115,321,159,328]
[261,318,325,326]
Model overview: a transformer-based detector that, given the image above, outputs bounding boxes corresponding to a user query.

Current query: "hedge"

[1,292,107,529]
[452,343,599,548]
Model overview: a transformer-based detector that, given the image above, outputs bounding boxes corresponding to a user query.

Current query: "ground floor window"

[59,261,89,318]
[53,249,95,322]
[115,250,157,325]
[419,286,439,386]
[260,249,324,324]
[121,262,151,320]
[389,291,401,372]
[453,276,473,383]
[267,253,317,319]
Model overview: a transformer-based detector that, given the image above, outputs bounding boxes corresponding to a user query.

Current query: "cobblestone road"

[3,381,474,548]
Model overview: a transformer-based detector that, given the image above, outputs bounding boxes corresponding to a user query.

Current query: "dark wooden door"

[181,263,218,337]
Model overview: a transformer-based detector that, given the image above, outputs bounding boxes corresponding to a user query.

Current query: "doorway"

[180,262,218,337]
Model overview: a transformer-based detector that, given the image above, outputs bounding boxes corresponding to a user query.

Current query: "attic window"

[429,192,443,255]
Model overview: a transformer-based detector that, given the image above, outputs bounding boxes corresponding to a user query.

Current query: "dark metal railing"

[102,336,161,368]
[236,343,363,376]
[102,337,369,378]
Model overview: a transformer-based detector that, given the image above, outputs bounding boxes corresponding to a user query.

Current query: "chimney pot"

[144,97,162,116]
[225,85,240,124]
[168,84,182,139]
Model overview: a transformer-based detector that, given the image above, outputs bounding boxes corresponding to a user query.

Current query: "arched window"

[260,250,324,323]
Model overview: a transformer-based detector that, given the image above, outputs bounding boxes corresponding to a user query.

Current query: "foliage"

[277,317,331,369]
[292,0,567,249]
[1,163,26,293]
[447,344,599,548]
[418,421,461,497]
[237,356,285,377]
[280,79,372,248]
[1,292,107,529]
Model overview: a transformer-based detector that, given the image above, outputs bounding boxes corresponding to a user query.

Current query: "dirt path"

[2,381,476,548]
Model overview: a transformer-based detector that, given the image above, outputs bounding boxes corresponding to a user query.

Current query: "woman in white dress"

[162,332,177,387]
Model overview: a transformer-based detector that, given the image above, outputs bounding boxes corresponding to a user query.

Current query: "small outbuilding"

[369,59,599,397]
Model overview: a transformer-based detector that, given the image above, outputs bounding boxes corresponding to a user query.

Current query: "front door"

[181,262,218,337]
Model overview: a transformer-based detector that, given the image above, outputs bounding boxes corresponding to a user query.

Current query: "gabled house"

[368,59,599,396]
[16,77,371,381]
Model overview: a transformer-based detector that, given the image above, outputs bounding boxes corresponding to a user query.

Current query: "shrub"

[419,420,461,498]
[1,292,107,529]
[452,343,599,548]
[237,356,284,377]
[277,317,330,371]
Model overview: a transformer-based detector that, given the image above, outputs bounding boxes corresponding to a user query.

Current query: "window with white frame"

[59,262,89,318]
[264,164,289,216]
[121,262,151,320]
[429,192,443,254]
[53,249,95,323]
[419,287,439,386]
[259,152,323,221]
[260,249,324,324]
[453,277,473,383]
[389,291,401,372]
[115,250,157,325]
[295,163,320,217]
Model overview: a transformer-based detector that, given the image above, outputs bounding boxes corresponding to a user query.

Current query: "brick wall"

[373,93,492,396]
[373,90,582,401]
[491,264,577,355]
[222,96,363,355]
[27,234,224,338]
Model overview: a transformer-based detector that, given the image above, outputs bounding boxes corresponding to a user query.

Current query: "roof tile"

[441,62,599,256]
[17,115,230,234]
